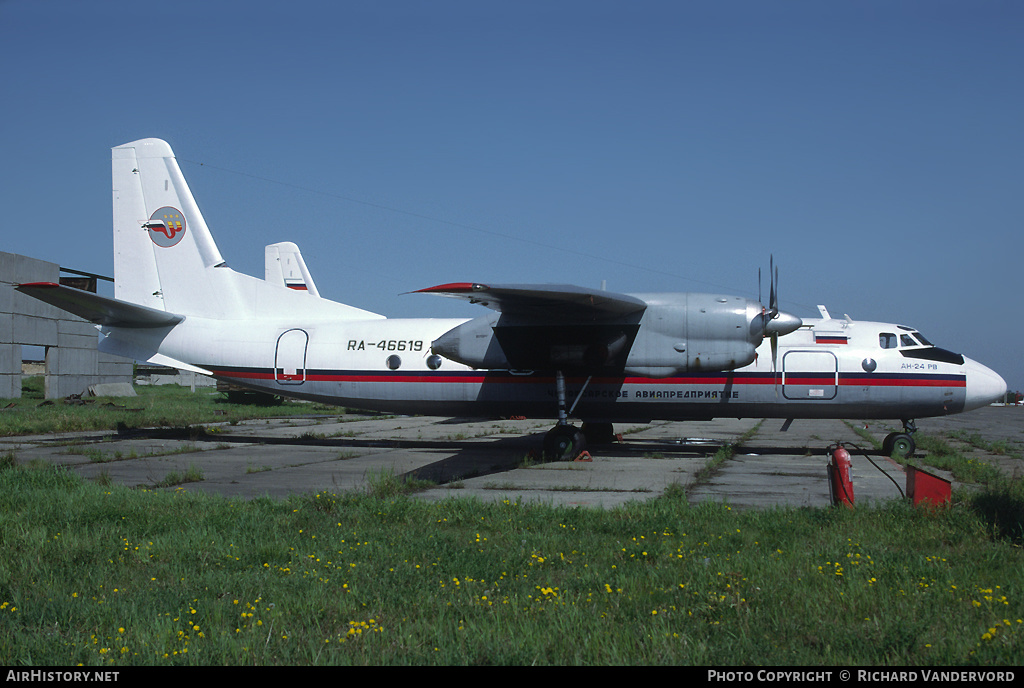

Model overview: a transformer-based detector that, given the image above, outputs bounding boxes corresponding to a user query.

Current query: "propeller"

[757,255,800,395]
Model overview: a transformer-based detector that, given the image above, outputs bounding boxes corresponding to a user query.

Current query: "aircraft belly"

[200,364,967,423]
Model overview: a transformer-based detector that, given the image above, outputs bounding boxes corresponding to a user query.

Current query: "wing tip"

[16,282,61,290]
[412,282,487,294]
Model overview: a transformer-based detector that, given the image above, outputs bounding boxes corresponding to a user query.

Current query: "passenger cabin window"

[879,333,897,349]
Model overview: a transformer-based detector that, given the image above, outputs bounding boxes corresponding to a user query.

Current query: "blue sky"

[2,1,1021,390]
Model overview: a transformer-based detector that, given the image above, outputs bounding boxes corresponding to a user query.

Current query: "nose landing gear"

[882,419,917,458]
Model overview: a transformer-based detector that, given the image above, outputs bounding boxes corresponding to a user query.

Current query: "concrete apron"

[4,407,1004,510]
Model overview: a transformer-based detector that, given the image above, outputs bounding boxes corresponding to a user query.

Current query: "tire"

[544,425,586,461]
[889,433,915,458]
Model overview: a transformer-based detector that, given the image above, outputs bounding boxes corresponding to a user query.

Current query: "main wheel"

[544,425,586,461]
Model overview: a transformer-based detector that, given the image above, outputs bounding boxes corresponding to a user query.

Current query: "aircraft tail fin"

[265,242,321,297]
[111,139,382,321]
[112,138,235,317]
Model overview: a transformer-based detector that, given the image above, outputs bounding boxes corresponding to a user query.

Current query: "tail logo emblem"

[144,207,187,247]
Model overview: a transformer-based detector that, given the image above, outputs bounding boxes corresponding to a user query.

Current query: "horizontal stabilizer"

[16,282,184,328]
[413,282,647,319]
[144,353,211,376]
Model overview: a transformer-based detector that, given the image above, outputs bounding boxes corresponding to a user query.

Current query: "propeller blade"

[769,256,779,318]
[771,331,779,397]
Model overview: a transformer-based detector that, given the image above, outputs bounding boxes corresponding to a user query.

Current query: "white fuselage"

[100,311,1004,423]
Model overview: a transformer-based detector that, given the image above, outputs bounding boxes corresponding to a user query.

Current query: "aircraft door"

[275,328,309,385]
[782,350,837,400]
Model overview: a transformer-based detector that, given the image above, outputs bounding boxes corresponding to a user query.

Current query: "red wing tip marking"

[414,282,486,294]
[16,282,61,289]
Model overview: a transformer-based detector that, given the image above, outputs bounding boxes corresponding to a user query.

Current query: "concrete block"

[0,374,18,399]
[179,371,217,388]
[0,311,12,344]
[98,357,133,377]
[14,315,58,346]
[10,290,67,321]
[58,332,100,350]
[0,252,59,286]
[0,252,25,284]
[57,318,99,336]
[53,347,99,374]
[0,282,13,314]
[47,375,90,399]
[0,343,19,373]
[88,382,137,397]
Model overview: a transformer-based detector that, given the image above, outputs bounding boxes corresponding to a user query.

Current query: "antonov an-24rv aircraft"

[17,138,1008,460]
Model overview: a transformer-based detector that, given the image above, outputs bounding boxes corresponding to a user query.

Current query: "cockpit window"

[884,329,937,350]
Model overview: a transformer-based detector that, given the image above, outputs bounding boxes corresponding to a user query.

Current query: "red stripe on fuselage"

[207,368,964,388]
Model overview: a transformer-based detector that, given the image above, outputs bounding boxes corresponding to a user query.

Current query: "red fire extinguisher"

[827,443,855,507]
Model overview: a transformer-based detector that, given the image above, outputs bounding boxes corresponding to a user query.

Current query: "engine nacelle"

[429,291,801,376]
[431,313,511,369]
[622,294,761,377]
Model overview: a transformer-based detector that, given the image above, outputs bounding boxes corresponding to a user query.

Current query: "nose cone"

[963,358,1007,412]
[764,311,803,337]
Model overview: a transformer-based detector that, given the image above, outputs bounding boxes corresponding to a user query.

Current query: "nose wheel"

[882,420,917,458]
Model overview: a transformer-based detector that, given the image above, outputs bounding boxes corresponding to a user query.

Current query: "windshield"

[912,331,933,346]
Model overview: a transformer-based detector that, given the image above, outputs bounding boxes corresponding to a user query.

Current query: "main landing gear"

[542,371,610,461]
[882,419,917,458]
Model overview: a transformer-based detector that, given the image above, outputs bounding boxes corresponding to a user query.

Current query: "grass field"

[1,378,336,437]
[1,384,1022,665]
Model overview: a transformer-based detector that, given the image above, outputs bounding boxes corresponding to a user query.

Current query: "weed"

[156,464,204,488]
[364,467,434,498]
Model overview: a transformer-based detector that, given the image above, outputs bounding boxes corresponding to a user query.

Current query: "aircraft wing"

[413,282,647,320]
[415,282,647,371]
[16,282,184,328]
